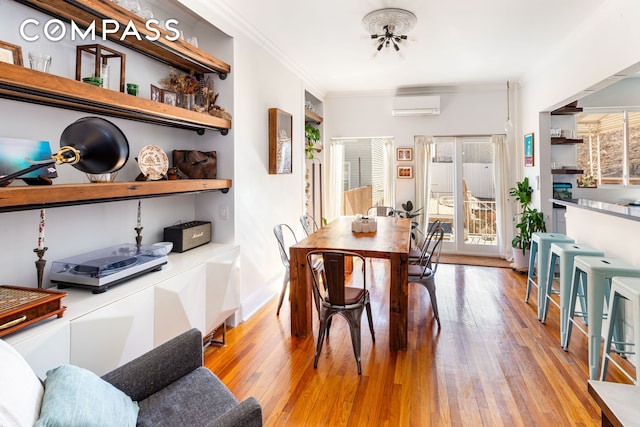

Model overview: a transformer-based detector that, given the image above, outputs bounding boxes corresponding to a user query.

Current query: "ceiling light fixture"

[362,8,417,58]
[505,81,514,133]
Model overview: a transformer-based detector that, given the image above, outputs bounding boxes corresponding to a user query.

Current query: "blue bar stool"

[600,276,640,384]
[564,256,640,380]
[526,232,574,320]
[541,243,605,346]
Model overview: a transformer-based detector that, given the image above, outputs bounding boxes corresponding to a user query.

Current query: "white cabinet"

[7,321,70,379]
[205,246,241,332]
[154,265,206,347]
[70,287,154,376]
[6,244,239,376]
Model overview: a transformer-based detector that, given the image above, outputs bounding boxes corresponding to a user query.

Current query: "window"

[576,111,640,185]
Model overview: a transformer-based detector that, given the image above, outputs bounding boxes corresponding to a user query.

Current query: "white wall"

[520,0,640,218]
[181,0,308,319]
[324,88,507,209]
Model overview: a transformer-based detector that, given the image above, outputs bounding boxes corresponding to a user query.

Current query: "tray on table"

[0,285,66,337]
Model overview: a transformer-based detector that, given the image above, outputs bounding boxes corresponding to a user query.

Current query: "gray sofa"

[102,328,262,427]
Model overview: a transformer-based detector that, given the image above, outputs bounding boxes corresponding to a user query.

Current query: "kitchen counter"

[552,198,640,223]
[553,198,640,267]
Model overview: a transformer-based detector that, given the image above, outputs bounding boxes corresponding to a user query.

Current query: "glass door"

[429,136,499,255]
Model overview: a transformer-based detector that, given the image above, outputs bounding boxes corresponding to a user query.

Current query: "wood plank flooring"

[204,261,633,426]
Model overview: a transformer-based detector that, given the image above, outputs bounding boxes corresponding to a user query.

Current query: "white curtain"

[493,134,513,260]
[414,135,433,239]
[326,139,344,222]
[382,138,395,208]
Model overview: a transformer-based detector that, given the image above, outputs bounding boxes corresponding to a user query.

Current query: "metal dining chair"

[306,250,375,375]
[366,206,393,217]
[409,219,441,266]
[408,226,445,327]
[300,214,320,236]
[273,224,297,316]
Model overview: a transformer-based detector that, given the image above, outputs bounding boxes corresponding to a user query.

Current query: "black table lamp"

[0,117,129,184]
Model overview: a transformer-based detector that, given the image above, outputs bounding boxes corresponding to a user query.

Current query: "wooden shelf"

[551,101,583,115]
[0,63,231,133]
[15,0,230,77]
[305,109,323,124]
[551,137,584,145]
[551,169,584,175]
[0,179,232,212]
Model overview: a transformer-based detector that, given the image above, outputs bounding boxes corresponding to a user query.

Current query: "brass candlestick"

[34,247,48,289]
[135,226,143,246]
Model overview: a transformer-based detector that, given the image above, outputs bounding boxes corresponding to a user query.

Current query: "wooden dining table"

[289,216,412,351]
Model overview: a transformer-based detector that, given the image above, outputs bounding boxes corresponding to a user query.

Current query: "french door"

[429,136,500,256]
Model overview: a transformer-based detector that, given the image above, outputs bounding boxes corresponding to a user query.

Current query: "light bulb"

[505,118,513,133]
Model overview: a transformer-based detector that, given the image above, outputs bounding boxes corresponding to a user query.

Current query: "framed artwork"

[0,41,23,66]
[524,133,534,167]
[162,89,176,106]
[397,165,413,179]
[150,84,162,102]
[396,148,412,161]
[268,108,293,174]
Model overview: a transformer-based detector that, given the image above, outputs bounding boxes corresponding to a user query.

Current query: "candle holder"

[135,226,143,246]
[33,247,48,289]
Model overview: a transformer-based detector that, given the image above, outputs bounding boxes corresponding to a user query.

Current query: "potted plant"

[305,123,321,160]
[390,200,423,243]
[509,177,546,269]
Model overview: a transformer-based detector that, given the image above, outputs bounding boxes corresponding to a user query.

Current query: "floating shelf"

[551,169,584,175]
[305,109,323,124]
[551,137,584,145]
[0,63,231,133]
[551,101,583,115]
[0,179,232,212]
[15,0,231,77]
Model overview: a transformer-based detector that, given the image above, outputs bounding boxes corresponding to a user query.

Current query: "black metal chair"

[408,227,445,327]
[306,250,375,375]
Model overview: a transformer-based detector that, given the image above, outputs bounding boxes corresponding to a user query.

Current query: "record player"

[50,244,168,293]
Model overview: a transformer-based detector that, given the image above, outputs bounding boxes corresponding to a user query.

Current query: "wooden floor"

[204,261,633,426]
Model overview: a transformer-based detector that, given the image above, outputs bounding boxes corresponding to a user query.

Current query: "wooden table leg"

[388,252,408,351]
[289,247,312,338]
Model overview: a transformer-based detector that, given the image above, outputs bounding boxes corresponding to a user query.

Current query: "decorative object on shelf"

[159,68,200,109]
[508,177,546,267]
[172,150,217,179]
[162,89,177,106]
[362,8,417,57]
[577,174,597,188]
[135,225,143,246]
[126,83,138,96]
[0,285,66,337]
[396,148,412,161]
[150,84,162,102]
[305,123,320,160]
[86,172,118,183]
[0,138,58,185]
[352,215,377,233]
[524,133,534,167]
[397,165,413,179]
[75,44,125,92]
[28,52,51,73]
[82,76,103,87]
[137,145,169,180]
[33,246,47,289]
[269,108,293,174]
[0,40,23,66]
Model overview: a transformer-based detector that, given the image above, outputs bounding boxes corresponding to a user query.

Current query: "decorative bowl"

[86,172,118,183]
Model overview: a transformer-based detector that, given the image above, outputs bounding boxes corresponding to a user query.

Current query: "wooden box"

[0,285,66,337]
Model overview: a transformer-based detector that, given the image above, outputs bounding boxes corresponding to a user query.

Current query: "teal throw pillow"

[35,364,138,427]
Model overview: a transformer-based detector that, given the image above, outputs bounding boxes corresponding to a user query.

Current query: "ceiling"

[212,0,605,95]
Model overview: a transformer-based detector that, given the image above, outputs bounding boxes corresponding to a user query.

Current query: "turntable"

[50,244,168,293]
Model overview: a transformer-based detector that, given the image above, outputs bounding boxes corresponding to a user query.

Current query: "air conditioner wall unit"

[392,95,441,116]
